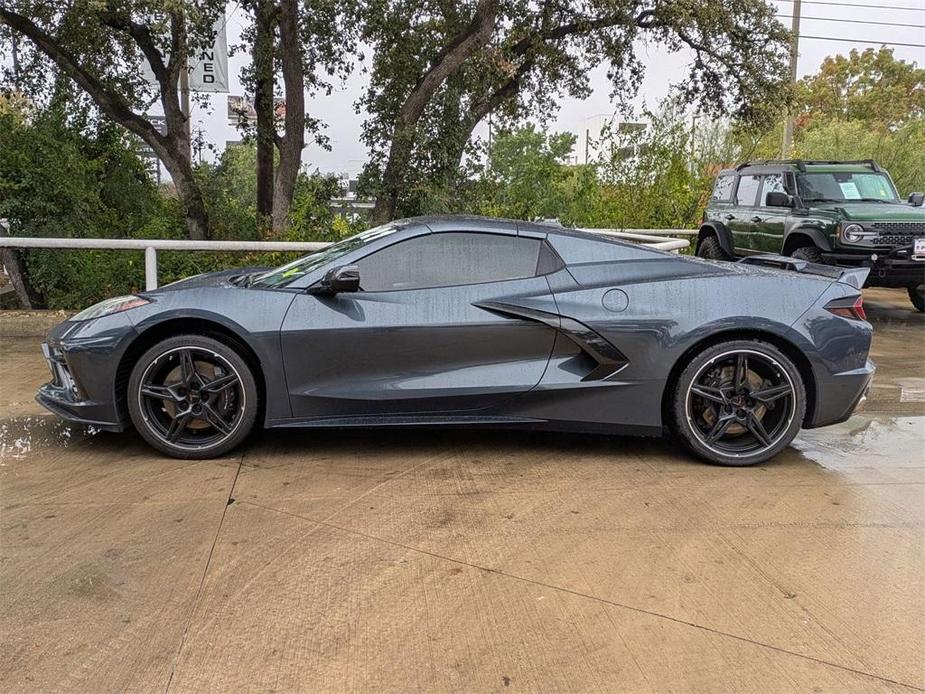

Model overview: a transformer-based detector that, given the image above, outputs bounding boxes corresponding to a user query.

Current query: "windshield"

[796,171,899,203]
[251,224,399,288]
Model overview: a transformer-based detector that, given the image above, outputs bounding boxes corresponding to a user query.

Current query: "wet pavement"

[1,288,923,692]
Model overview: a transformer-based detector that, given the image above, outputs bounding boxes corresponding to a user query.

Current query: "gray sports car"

[37,215,874,465]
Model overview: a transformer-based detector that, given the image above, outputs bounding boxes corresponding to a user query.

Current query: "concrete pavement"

[1,287,923,693]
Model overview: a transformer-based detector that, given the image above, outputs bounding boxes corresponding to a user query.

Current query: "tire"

[790,245,823,264]
[127,334,258,459]
[697,235,730,261]
[670,340,806,466]
[909,284,925,312]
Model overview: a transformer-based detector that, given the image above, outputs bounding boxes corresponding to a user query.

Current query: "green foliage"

[474,126,585,222]
[795,48,925,132]
[795,119,925,196]
[359,0,792,219]
[198,141,361,242]
[594,103,709,230]
[0,108,359,309]
[441,104,716,232]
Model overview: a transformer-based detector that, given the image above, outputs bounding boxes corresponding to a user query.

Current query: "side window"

[759,174,786,206]
[711,174,735,202]
[735,175,761,206]
[356,232,542,292]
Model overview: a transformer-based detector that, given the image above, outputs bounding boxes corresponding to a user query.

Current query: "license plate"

[916,238,925,258]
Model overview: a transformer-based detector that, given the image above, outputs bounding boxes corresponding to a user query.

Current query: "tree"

[237,0,357,233]
[0,1,227,240]
[0,98,172,307]
[795,119,925,196]
[794,48,925,132]
[360,0,793,223]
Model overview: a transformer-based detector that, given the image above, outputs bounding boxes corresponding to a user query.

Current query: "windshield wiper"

[803,197,843,203]
[236,271,262,287]
[857,198,894,203]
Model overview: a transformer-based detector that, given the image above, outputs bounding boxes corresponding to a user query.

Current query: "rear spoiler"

[738,254,869,289]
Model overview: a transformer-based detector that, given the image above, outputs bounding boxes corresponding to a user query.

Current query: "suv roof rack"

[735,159,881,173]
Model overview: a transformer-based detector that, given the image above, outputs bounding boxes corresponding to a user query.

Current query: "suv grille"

[869,221,925,246]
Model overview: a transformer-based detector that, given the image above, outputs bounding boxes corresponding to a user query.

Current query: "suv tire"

[697,235,729,261]
[790,245,824,264]
[909,284,925,312]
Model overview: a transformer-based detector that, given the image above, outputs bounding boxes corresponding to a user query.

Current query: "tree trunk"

[159,145,210,240]
[0,224,44,309]
[271,0,305,232]
[371,0,497,223]
[254,0,276,235]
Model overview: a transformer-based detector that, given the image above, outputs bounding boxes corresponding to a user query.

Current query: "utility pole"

[781,0,801,158]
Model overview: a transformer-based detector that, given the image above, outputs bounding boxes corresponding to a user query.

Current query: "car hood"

[148,266,270,293]
[816,202,925,222]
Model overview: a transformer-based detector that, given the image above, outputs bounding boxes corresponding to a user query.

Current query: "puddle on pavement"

[793,414,924,469]
[0,415,101,462]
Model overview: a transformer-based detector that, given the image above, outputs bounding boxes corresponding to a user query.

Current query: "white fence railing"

[0,229,692,290]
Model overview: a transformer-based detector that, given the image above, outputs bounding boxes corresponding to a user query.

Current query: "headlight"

[841,223,873,243]
[71,295,151,322]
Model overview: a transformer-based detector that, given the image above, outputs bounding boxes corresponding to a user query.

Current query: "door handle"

[724,214,735,220]
[750,215,763,223]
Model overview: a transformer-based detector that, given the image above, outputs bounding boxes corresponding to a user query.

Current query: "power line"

[775,0,925,12]
[800,34,925,47]
[779,13,925,29]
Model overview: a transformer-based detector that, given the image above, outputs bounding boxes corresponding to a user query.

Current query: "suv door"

[730,173,762,252]
[280,231,559,418]
[754,173,789,253]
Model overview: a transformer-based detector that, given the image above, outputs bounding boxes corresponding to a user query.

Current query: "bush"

[1,111,360,308]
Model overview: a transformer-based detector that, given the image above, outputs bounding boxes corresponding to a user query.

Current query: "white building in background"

[570,113,647,165]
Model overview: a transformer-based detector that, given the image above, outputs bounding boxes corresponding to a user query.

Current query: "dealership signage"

[140,14,228,93]
[188,16,228,93]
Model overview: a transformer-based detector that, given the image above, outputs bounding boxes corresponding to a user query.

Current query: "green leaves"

[795,48,925,132]
[360,0,793,220]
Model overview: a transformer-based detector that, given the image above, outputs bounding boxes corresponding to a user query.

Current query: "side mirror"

[908,192,924,207]
[308,264,360,295]
[765,191,793,208]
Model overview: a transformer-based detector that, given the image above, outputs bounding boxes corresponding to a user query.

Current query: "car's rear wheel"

[790,245,823,264]
[671,340,806,466]
[697,235,730,261]
[909,284,924,312]
[127,334,258,459]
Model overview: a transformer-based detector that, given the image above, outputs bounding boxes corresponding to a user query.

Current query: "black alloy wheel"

[672,341,806,466]
[127,334,258,458]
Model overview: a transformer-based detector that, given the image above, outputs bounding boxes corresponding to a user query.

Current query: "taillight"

[825,295,866,321]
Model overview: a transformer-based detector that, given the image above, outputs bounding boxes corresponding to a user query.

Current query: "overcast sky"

[181,0,925,177]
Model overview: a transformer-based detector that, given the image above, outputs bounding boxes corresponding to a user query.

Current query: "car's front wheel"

[909,284,924,312]
[127,334,258,459]
[671,340,806,466]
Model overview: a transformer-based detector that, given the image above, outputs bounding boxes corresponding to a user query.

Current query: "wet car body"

[37,216,875,463]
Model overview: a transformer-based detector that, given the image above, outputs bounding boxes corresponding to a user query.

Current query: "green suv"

[698,160,925,311]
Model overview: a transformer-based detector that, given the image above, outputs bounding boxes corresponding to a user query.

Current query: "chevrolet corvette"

[37,215,874,465]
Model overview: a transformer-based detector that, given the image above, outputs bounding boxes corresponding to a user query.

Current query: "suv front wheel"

[790,246,824,264]
[909,284,925,312]
[697,235,730,261]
